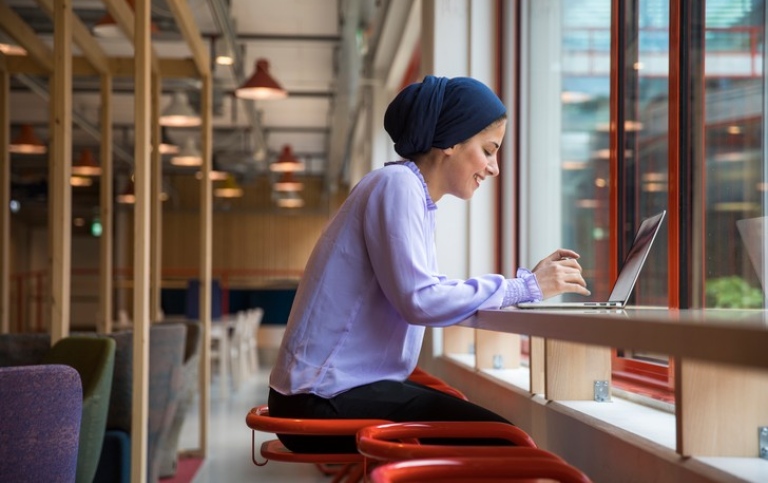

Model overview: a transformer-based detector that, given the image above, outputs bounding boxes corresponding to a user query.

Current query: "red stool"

[368,456,593,483]
[356,421,544,476]
[246,404,389,483]
[408,368,469,400]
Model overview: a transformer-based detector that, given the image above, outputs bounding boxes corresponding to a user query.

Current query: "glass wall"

[517,0,768,401]
[702,0,766,309]
[523,0,614,301]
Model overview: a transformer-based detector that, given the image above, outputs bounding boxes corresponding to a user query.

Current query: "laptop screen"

[608,211,666,303]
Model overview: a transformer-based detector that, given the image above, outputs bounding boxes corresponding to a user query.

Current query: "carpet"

[160,456,205,483]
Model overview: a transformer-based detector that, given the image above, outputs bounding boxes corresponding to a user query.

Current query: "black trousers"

[267,379,514,453]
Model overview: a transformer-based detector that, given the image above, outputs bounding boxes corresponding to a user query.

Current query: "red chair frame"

[368,456,593,483]
[246,404,389,483]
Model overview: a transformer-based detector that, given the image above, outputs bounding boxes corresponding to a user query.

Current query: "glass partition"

[702,0,767,310]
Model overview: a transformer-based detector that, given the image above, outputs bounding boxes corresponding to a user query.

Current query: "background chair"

[246,404,390,483]
[94,323,187,483]
[0,332,52,367]
[159,319,202,478]
[0,364,83,483]
[42,336,116,483]
[368,456,593,483]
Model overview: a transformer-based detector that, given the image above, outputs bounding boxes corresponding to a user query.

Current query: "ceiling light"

[160,92,201,127]
[171,138,202,166]
[70,176,93,187]
[214,175,244,198]
[195,155,229,180]
[71,148,102,176]
[270,145,305,172]
[215,39,235,66]
[0,42,26,56]
[276,191,304,208]
[235,59,288,100]
[158,127,179,154]
[274,171,304,192]
[116,180,135,204]
[9,124,47,154]
[93,0,159,38]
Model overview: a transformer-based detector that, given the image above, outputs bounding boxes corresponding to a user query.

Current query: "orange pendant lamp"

[71,148,102,176]
[270,145,305,173]
[9,124,47,154]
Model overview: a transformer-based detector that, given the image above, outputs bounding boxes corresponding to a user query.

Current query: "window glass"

[702,0,767,310]
[524,0,612,302]
[624,1,669,307]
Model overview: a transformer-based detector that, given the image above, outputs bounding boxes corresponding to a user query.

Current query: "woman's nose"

[486,159,499,177]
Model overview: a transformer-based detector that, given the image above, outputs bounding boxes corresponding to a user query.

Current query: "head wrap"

[384,75,507,159]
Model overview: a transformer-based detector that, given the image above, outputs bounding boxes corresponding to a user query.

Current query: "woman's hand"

[531,249,591,300]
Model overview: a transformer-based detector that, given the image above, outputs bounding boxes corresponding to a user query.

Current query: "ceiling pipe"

[15,73,134,166]
[206,0,268,169]
[325,0,364,194]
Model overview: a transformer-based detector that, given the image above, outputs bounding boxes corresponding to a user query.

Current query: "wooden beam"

[0,55,9,334]
[100,0,160,73]
[164,0,210,77]
[99,74,114,334]
[33,0,110,75]
[6,56,198,78]
[130,0,152,479]
[0,2,54,72]
[150,74,162,322]
[50,0,73,344]
[199,72,213,458]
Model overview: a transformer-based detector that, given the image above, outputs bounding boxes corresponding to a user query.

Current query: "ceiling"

[2,0,400,224]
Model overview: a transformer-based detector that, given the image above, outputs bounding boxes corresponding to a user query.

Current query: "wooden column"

[50,0,72,344]
[0,55,9,334]
[150,74,162,322]
[98,74,114,334]
[198,73,213,457]
[131,0,152,480]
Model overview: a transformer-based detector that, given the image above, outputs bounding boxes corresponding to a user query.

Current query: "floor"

[178,360,331,483]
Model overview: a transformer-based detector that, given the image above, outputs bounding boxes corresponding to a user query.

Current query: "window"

[513,0,767,403]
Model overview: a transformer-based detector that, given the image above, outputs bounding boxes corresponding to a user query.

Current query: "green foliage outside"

[705,276,764,309]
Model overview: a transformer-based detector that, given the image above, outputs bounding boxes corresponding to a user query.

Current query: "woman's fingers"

[532,252,591,299]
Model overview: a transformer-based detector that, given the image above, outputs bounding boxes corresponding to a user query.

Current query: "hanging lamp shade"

[71,148,102,176]
[276,191,304,208]
[158,127,179,154]
[116,180,135,204]
[9,124,47,154]
[93,0,159,38]
[160,92,201,127]
[170,137,202,166]
[270,145,305,172]
[215,39,235,66]
[70,176,93,187]
[196,155,229,181]
[235,59,288,100]
[274,171,304,192]
[0,41,27,56]
[214,174,244,198]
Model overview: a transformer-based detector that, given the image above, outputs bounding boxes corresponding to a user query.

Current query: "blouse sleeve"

[363,171,541,327]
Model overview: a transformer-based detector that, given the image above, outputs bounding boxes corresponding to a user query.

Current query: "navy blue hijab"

[384,75,507,159]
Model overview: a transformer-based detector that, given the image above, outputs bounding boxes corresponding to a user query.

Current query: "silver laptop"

[517,210,666,309]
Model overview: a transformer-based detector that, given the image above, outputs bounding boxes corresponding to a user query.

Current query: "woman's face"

[441,119,506,200]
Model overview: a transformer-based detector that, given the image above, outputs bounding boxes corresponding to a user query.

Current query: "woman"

[268,75,590,453]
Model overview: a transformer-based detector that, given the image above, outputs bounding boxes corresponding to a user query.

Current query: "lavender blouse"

[269,161,541,398]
